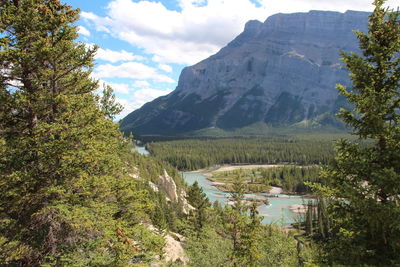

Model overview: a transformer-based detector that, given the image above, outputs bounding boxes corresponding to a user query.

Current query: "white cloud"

[81,11,112,33]
[81,0,267,64]
[95,48,144,63]
[93,61,175,83]
[158,63,173,73]
[117,88,172,117]
[133,80,151,87]
[77,25,91,36]
[81,0,399,65]
[98,80,152,94]
[105,82,131,94]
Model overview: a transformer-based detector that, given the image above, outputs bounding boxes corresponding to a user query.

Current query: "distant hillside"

[120,10,369,136]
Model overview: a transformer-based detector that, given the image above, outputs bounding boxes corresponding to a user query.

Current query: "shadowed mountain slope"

[120,10,369,135]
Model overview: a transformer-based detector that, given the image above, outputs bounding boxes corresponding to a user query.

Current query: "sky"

[64,0,399,120]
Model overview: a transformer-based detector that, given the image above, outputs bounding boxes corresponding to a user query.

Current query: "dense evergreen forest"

[210,166,322,194]
[147,137,337,170]
[0,0,185,264]
[1,0,399,266]
[0,0,318,265]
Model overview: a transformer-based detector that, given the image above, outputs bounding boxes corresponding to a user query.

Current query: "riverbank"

[187,163,313,197]
[189,163,293,174]
[289,204,307,214]
[182,171,312,225]
[212,164,290,172]
[192,164,287,194]
[191,163,318,197]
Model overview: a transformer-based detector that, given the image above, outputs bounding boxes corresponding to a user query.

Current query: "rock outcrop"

[146,225,189,265]
[163,233,189,264]
[153,170,194,214]
[158,170,179,202]
[121,10,369,135]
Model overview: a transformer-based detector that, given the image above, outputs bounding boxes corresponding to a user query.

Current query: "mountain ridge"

[121,10,370,136]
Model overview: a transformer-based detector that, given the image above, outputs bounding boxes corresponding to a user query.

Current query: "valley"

[145,134,344,170]
[1,0,399,265]
[135,141,320,224]
[183,166,313,225]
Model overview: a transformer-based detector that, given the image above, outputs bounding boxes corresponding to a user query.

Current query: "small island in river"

[203,164,319,196]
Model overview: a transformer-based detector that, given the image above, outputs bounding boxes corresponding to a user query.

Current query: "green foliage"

[224,178,264,266]
[187,182,210,235]
[305,201,314,236]
[131,150,185,189]
[147,137,337,170]
[150,192,169,232]
[211,166,322,194]
[181,181,302,266]
[98,83,123,120]
[259,226,298,267]
[261,166,322,193]
[316,198,330,240]
[0,1,164,265]
[216,182,271,194]
[184,227,232,267]
[133,155,186,233]
[240,201,263,266]
[318,1,400,265]
[0,0,328,266]
[295,238,322,267]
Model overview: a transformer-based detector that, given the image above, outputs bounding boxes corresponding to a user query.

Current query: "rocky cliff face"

[131,168,193,214]
[155,170,194,214]
[120,10,369,135]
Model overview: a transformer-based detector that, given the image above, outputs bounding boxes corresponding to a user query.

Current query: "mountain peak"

[120,10,369,136]
[244,19,263,32]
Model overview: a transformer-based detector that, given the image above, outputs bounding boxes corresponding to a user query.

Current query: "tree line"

[1,0,399,266]
[300,1,400,265]
[0,1,183,264]
[147,138,336,170]
[210,166,322,194]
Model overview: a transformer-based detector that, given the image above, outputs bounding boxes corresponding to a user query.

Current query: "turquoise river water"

[182,172,309,225]
[134,146,309,225]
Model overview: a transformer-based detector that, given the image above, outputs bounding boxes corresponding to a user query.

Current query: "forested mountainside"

[2,0,400,266]
[120,10,369,136]
[0,1,190,264]
[0,1,308,265]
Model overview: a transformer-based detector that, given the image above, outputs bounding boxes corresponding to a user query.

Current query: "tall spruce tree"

[320,0,400,265]
[226,178,248,266]
[226,178,264,266]
[0,0,163,265]
[187,181,210,235]
[241,201,262,267]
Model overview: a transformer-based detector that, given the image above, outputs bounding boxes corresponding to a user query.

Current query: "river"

[133,145,150,155]
[182,172,309,225]
[134,145,309,225]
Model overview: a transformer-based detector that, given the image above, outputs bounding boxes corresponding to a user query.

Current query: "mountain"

[120,10,369,136]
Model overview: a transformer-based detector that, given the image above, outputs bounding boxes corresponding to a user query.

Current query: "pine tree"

[0,0,163,265]
[305,201,313,236]
[241,200,262,267]
[187,181,210,235]
[320,0,400,265]
[226,178,247,266]
[225,177,264,266]
[99,83,123,120]
[316,197,330,240]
